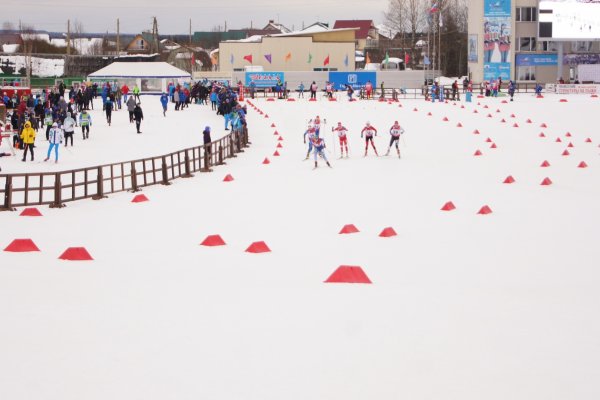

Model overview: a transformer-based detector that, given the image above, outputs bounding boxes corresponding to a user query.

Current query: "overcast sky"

[3,0,390,34]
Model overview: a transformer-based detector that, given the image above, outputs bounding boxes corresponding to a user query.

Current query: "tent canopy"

[88,62,190,79]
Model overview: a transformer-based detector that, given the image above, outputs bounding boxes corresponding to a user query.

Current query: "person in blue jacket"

[160,92,169,116]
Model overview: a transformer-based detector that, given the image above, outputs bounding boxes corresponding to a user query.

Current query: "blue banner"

[328,71,377,91]
[245,72,284,88]
[484,62,511,81]
[516,54,558,66]
[484,0,511,17]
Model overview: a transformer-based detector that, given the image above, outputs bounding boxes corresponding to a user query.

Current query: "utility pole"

[189,18,192,45]
[67,19,71,55]
[117,18,120,55]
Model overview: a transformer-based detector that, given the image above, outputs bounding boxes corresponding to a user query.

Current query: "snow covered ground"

[1,92,599,400]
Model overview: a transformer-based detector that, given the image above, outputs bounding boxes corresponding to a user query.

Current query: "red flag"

[404,52,410,65]
[243,54,253,64]
[324,55,330,66]
[191,53,195,67]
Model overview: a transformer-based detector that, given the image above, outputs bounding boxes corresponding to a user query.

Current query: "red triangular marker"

[474,150,483,156]
[473,109,479,113]
[277,143,283,148]
[339,224,360,234]
[131,194,149,203]
[560,99,568,102]
[273,131,279,135]
[578,161,588,168]
[556,137,562,143]
[567,142,574,148]
[441,201,456,211]
[585,138,592,143]
[427,112,432,116]
[379,227,397,238]
[4,239,40,252]
[200,235,226,246]
[562,150,570,156]
[473,129,480,134]
[513,123,519,128]
[271,123,276,128]
[541,160,551,167]
[245,241,271,253]
[503,175,515,184]
[223,174,234,182]
[485,137,492,143]
[477,205,493,215]
[541,177,553,186]
[20,208,43,217]
[273,150,280,156]
[262,157,270,164]
[324,265,372,284]
[540,123,547,128]
[490,143,497,149]
[278,136,284,141]
[58,247,93,261]
[443,117,449,121]
[526,119,532,123]
[539,132,546,138]
[456,122,463,127]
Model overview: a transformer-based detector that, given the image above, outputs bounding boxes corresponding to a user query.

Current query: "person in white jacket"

[63,112,76,147]
[44,122,64,163]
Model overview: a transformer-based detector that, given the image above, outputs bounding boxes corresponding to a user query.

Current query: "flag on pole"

[424,55,431,65]
[324,55,330,66]
[243,54,253,63]
[404,52,410,66]
[344,54,349,67]
[230,54,234,64]
[285,52,292,62]
[429,2,439,13]
[366,52,371,64]
[384,51,389,64]
[439,13,443,27]
[191,52,195,67]
[307,52,313,63]
[264,54,272,64]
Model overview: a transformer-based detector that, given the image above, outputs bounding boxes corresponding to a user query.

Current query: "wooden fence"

[0,128,249,211]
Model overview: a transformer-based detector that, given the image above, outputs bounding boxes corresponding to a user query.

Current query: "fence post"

[130,161,141,192]
[1,176,16,211]
[49,173,65,208]
[161,156,173,184]
[218,145,224,165]
[202,145,213,172]
[229,135,237,158]
[182,150,194,178]
[92,166,107,200]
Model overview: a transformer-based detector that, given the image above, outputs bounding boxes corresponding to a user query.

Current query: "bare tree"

[72,19,85,54]
[385,0,427,68]
[2,21,16,31]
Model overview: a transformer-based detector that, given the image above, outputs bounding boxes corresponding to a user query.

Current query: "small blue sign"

[245,72,284,88]
[516,54,558,66]
[328,71,377,90]
[484,62,511,81]
[484,0,511,17]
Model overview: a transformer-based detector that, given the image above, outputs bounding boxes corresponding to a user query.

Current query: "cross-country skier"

[385,120,404,158]
[360,121,378,156]
[63,112,76,147]
[333,121,349,158]
[303,121,317,160]
[311,134,331,169]
[313,115,321,137]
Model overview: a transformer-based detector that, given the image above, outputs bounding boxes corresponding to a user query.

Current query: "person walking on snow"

[303,122,317,160]
[133,84,141,102]
[361,121,378,156]
[126,96,136,123]
[311,135,331,169]
[63,112,76,147]
[333,121,349,158]
[20,121,36,162]
[79,109,92,139]
[133,103,144,133]
[104,97,113,126]
[44,122,63,163]
[385,121,404,158]
[203,126,212,155]
[160,92,169,116]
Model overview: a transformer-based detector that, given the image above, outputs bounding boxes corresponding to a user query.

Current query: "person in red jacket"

[121,84,130,103]
[360,121,378,156]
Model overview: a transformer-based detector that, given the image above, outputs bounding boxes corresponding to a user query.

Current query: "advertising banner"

[245,72,284,88]
[515,53,558,66]
[483,0,511,81]
[328,71,376,90]
[468,35,478,62]
[555,84,600,95]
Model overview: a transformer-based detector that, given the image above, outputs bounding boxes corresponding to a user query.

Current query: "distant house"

[0,33,23,47]
[332,20,378,51]
[261,20,291,34]
[125,34,154,53]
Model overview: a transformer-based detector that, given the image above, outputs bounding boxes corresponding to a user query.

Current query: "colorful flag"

[404,52,410,65]
[264,54,272,64]
[429,3,439,13]
[307,53,313,63]
[243,54,253,63]
[344,54,349,67]
[285,52,292,62]
[424,55,431,65]
[366,52,371,64]
[324,55,330,66]
[384,52,389,64]
[191,52,195,67]
[230,54,234,64]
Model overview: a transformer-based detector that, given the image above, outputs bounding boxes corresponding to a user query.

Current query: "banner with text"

[245,72,284,88]
[328,71,377,91]
[483,0,512,81]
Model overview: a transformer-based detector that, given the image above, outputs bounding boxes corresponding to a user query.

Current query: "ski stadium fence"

[0,128,249,211]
